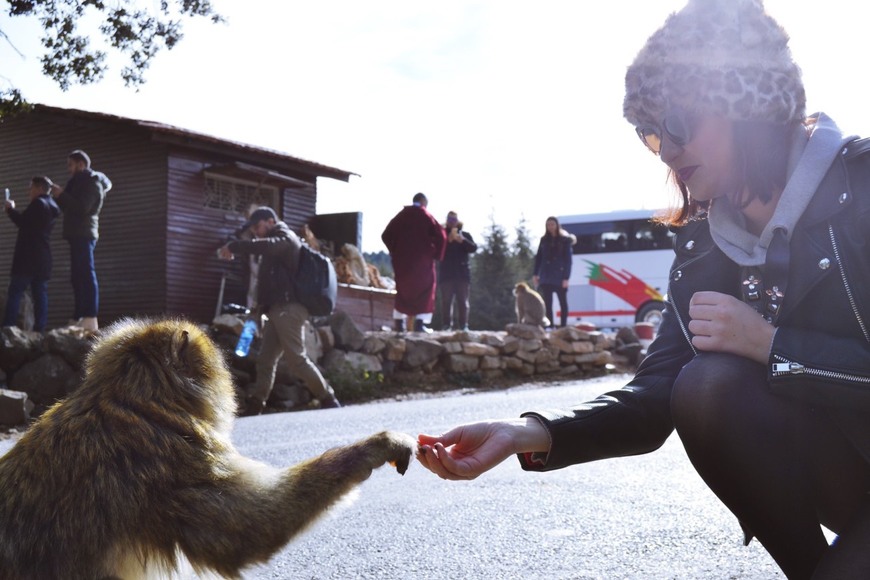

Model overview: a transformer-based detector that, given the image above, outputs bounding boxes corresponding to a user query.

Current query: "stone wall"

[211,310,640,411]
[0,313,643,425]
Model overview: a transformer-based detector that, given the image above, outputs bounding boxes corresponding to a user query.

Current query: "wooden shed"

[0,104,392,330]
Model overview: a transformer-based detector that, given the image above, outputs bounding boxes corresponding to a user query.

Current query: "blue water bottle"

[234,319,257,357]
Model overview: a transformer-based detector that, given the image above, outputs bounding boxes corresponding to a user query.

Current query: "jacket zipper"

[828,224,870,342]
[667,286,697,355]
[668,249,712,356]
[771,354,870,384]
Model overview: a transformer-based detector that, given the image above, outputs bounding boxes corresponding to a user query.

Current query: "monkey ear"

[174,329,190,362]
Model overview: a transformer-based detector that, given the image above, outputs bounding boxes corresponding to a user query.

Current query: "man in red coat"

[381,192,447,332]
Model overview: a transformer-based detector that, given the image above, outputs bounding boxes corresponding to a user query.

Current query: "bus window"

[565,218,670,254]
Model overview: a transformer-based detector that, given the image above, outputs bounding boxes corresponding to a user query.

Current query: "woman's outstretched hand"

[417,418,550,481]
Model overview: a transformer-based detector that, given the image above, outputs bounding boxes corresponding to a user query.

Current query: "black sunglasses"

[635,110,694,155]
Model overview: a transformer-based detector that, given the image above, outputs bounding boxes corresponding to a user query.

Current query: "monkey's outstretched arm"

[172,431,415,577]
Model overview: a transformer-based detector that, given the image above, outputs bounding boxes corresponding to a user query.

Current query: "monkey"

[0,318,415,580]
[514,281,551,327]
[339,243,371,287]
[301,223,322,253]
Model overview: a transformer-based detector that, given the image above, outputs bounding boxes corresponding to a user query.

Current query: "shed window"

[204,174,278,215]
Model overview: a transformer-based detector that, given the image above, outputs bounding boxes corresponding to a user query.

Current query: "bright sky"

[1,1,867,252]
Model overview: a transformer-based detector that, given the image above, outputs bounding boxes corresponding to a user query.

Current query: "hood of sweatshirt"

[709,113,855,266]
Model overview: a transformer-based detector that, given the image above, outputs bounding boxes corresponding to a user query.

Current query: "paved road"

[232,375,784,580]
[0,375,787,579]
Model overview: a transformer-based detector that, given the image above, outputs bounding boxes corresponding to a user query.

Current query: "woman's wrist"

[510,416,551,454]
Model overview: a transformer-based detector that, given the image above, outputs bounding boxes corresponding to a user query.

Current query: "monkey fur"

[0,318,415,580]
[514,281,551,327]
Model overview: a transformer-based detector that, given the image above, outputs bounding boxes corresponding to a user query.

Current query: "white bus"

[557,209,675,330]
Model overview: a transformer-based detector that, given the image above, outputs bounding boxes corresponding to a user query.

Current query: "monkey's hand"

[358,431,416,476]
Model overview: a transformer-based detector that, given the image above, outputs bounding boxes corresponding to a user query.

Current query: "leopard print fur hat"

[623,0,806,127]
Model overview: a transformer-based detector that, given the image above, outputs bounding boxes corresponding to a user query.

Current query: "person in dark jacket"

[50,149,112,332]
[416,1,870,577]
[437,211,477,330]
[381,192,447,333]
[533,216,575,328]
[219,206,340,414]
[2,176,60,332]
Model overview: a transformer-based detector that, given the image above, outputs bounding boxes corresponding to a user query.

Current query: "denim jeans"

[3,275,49,331]
[68,238,98,319]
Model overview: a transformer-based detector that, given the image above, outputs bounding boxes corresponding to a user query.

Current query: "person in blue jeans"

[533,216,575,328]
[2,176,60,332]
[50,150,112,331]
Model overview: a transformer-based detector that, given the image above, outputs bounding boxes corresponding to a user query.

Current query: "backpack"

[293,244,337,316]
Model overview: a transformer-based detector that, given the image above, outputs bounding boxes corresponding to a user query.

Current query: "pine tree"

[469,216,519,330]
[514,215,536,283]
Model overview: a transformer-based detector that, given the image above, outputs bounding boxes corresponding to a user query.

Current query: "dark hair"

[68,149,91,168]
[544,216,561,237]
[655,120,800,227]
[412,192,428,206]
[31,176,53,192]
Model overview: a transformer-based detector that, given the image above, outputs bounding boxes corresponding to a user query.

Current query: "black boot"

[319,394,342,409]
[413,319,433,334]
[240,395,265,417]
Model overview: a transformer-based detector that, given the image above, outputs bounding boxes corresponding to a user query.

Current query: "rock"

[0,389,33,426]
[384,337,406,361]
[9,353,78,406]
[0,326,44,372]
[505,323,546,340]
[345,352,383,373]
[573,340,595,354]
[269,381,312,408]
[546,336,575,354]
[518,338,543,352]
[212,314,245,335]
[501,336,520,355]
[317,325,336,351]
[443,354,480,373]
[461,342,499,357]
[402,338,445,370]
[361,334,386,355]
[479,333,506,348]
[442,341,463,354]
[479,355,502,370]
[304,321,323,362]
[329,310,366,351]
[44,327,93,370]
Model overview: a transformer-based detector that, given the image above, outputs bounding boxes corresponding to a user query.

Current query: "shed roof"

[30,104,358,182]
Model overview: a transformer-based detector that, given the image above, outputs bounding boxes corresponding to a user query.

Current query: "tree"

[514,214,536,283]
[469,216,519,330]
[1,0,223,114]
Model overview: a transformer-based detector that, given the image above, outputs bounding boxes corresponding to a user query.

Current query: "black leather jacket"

[521,138,870,470]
